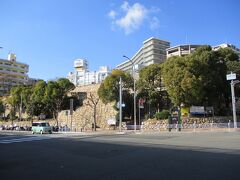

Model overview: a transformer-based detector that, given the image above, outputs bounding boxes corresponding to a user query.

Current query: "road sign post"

[70,98,73,131]
[138,98,145,129]
[226,73,239,129]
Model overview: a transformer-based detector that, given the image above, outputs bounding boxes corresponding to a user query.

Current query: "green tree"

[7,86,22,119]
[30,80,47,117]
[21,85,34,121]
[226,61,240,75]
[98,69,133,118]
[162,55,190,106]
[137,64,170,117]
[44,78,74,126]
[162,46,239,115]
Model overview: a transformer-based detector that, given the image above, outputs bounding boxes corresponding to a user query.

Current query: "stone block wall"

[58,84,117,131]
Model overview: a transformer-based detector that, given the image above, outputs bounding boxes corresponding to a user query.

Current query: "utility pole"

[123,55,137,132]
[230,80,239,129]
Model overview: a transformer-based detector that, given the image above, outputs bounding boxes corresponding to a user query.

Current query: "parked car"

[32,122,52,134]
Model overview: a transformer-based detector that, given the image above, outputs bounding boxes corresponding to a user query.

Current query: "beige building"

[116,37,170,74]
[166,45,202,59]
[0,53,29,96]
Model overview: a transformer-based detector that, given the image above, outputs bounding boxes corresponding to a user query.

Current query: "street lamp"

[119,76,122,132]
[123,55,137,132]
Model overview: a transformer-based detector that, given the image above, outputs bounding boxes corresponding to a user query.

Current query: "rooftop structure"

[166,45,202,59]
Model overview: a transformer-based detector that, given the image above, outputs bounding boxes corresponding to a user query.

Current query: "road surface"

[0,131,239,180]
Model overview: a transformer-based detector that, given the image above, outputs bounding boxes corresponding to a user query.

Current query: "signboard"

[139,98,145,109]
[190,106,205,115]
[226,73,236,80]
[117,102,125,108]
[107,118,116,125]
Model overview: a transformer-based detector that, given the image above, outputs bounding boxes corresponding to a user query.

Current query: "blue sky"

[0,0,239,81]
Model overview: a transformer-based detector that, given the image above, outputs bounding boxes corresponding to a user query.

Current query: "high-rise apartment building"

[67,59,111,86]
[0,53,29,96]
[116,37,170,74]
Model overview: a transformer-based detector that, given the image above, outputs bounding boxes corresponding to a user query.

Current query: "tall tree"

[7,86,22,119]
[44,78,74,126]
[162,46,239,115]
[98,69,133,118]
[21,85,34,121]
[30,80,47,117]
[137,64,170,116]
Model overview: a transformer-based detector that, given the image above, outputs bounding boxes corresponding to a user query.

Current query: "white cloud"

[108,1,161,35]
[150,17,160,30]
[108,10,117,19]
[116,3,148,34]
[121,1,129,11]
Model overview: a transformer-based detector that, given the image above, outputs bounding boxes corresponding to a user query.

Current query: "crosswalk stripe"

[0,136,52,144]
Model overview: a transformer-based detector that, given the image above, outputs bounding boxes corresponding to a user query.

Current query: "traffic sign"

[139,98,145,108]
[226,73,236,80]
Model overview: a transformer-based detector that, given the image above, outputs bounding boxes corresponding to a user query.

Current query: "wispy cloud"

[108,1,161,35]
[150,17,160,30]
[108,10,117,19]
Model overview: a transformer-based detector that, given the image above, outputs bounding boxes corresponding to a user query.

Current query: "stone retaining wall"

[58,84,117,131]
[142,116,235,131]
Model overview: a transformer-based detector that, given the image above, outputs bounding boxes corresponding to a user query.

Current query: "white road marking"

[0,136,52,144]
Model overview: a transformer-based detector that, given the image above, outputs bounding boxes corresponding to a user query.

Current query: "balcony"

[0,70,28,77]
[0,64,28,72]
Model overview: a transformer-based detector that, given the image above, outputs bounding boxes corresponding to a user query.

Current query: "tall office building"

[0,53,29,96]
[116,37,170,74]
[67,59,111,86]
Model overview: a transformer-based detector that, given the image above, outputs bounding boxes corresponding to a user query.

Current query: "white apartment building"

[213,43,240,59]
[67,59,110,86]
[116,37,170,74]
[166,45,202,59]
[0,53,29,96]
[167,43,240,60]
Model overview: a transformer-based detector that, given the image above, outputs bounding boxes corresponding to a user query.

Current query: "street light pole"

[119,76,122,132]
[123,55,137,132]
[227,72,239,129]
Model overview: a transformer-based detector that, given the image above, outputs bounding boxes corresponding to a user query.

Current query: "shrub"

[155,110,169,120]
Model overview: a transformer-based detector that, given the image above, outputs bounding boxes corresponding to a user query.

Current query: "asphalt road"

[0,131,239,180]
